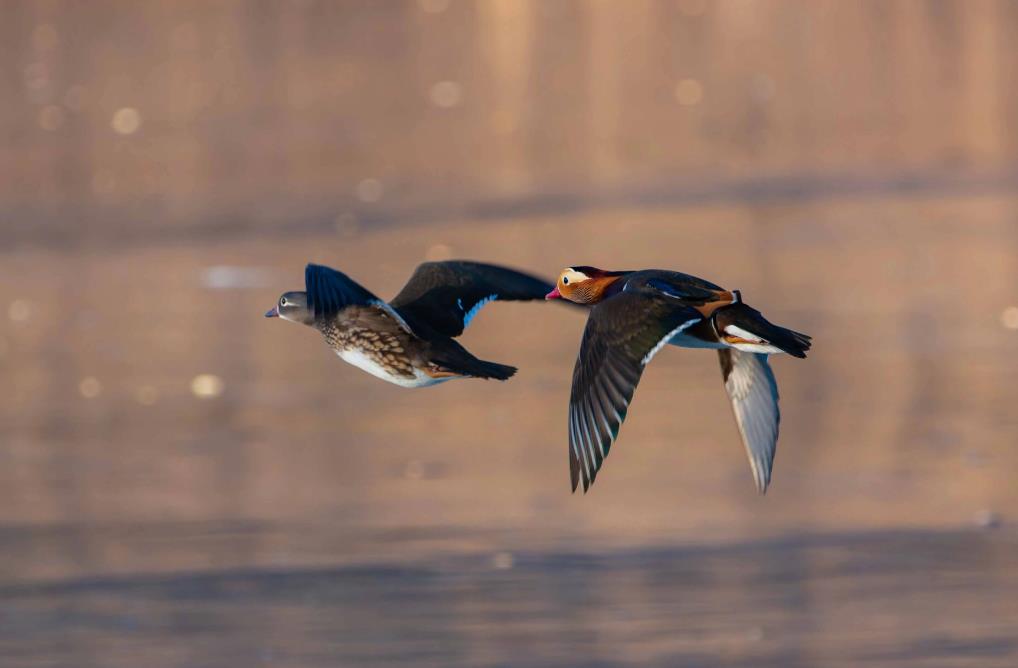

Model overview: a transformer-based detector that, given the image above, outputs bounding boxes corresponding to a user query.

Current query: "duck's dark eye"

[280,298,288,307]
[562,277,569,285]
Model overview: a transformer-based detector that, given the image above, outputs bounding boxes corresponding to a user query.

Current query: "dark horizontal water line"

[1,525,1009,597]
[3,165,1018,252]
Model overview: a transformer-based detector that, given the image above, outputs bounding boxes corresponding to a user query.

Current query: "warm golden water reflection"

[2,531,1015,667]
[6,0,1018,244]
[4,0,1018,665]
[2,198,1018,665]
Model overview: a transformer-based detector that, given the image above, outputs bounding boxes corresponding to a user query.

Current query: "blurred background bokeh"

[2,1,1018,666]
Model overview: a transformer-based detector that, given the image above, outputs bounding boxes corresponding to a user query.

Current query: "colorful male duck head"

[546,266,628,305]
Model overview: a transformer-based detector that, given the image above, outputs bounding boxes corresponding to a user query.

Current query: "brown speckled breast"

[318,306,419,379]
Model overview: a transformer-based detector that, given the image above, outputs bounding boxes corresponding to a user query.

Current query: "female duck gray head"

[265,291,314,325]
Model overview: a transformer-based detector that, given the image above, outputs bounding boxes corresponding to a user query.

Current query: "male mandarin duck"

[546,266,811,494]
[266,261,557,387]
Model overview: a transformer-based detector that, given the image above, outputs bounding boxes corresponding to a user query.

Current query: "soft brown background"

[2,1,1017,666]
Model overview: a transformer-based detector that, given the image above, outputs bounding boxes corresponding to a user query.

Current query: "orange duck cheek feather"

[566,276,621,304]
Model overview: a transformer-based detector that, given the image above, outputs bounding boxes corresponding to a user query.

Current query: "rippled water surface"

[3,530,1016,668]
[3,1,1018,666]
[3,197,1017,666]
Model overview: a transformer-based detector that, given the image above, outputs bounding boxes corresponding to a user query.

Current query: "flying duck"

[266,261,556,387]
[546,266,811,494]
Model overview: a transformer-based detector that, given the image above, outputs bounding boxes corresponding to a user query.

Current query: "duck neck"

[577,273,627,304]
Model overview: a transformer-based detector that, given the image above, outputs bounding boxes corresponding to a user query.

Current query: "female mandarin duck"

[266,261,556,387]
[546,266,811,494]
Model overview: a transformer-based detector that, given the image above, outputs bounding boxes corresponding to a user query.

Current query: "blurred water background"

[2,1,1018,666]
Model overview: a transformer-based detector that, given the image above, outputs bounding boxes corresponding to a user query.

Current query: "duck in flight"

[546,266,811,494]
[266,261,556,387]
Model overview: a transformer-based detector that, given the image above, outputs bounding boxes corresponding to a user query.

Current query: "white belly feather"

[669,330,785,355]
[336,349,453,388]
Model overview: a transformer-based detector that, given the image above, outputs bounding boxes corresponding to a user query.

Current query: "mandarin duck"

[546,266,811,493]
[267,261,557,387]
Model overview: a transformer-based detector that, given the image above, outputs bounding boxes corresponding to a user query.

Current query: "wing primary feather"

[601,362,633,416]
[578,398,601,471]
[568,444,580,492]
[567,409,579,490]
[576,410,592,492]
[591,386,617,453]
[572,408,590,483]
[585,393,607,461]
[720,350,780,494]
[570,408,592,490]
[599,371,627,411]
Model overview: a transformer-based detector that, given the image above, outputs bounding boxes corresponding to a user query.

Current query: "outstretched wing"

[718,348,780,494]
[304,264,380,321]
[389,260,555,337]
[568,291,703,492]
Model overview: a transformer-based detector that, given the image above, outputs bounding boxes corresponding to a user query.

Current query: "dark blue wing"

[304,264,379,321]
[389,261,555,338]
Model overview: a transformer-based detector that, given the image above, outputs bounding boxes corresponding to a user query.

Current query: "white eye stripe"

[562,270,589,284]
